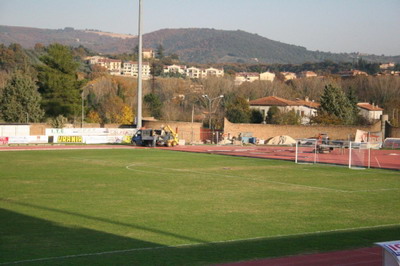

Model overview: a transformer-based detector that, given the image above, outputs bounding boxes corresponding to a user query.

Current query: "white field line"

[125,163,400,193]
[375,157,382,168]
[2,223,399,265]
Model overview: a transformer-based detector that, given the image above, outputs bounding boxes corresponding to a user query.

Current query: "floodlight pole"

[81,91,84,128]
[202,94,224,129]
[136,0,143,129]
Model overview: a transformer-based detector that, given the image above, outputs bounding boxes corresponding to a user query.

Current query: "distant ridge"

[83,30,136,39]
[1,25,399,64]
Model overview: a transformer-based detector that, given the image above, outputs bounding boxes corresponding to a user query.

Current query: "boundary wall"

[224,118,382,140]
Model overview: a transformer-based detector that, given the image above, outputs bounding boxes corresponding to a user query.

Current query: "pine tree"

[36,44,83,119]
[318,84,355,125]
[0,71,44,122]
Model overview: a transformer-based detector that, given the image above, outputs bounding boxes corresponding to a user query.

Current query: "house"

[249,96,299,122]
[338,70,368,78]
[164,64,187,75]
[281,72,297,81]
[357,103,383,121]
[297,71,318,78]
[259,71,275,81]
[122,61,151,79]
[249,96,319,124]
[142,48,155,59]
[202,67,224,77]
[379,63,395,70]
[235,72,260,85]
[294,97,320,124]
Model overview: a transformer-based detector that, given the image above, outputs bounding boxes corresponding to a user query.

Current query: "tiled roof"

[295,99,320,108]
[357,103,384,111]
[249,96,299,106]
[236,72,259,77]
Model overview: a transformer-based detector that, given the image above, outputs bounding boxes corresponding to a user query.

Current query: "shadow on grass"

[1,204,399,265]
[0,208,163,265]
[1,199,206,244]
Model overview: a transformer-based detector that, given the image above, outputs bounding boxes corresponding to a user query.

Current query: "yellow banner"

[57,136,83,143]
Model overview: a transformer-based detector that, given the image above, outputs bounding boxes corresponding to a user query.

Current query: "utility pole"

[136,0,143,128]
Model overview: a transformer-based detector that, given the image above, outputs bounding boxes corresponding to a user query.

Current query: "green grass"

[0,149,399,265]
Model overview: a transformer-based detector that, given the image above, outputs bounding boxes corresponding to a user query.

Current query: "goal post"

[348,142,371,169]
[295,139,318,164]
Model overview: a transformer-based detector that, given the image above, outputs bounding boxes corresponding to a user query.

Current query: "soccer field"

[1,149,399,265]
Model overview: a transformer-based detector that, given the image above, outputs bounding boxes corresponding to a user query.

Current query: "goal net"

[348,142,371,169]
[295,139,318,164]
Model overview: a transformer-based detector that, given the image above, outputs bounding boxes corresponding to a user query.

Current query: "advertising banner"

[84,136,108,144]
[46,128,137,136]
[0,137,9,145]
[376,240,400,264]
[7,136,48,144]
[56,136,83,143]
[355,130,382,148]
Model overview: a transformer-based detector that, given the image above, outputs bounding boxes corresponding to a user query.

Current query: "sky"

[0,0,399,56]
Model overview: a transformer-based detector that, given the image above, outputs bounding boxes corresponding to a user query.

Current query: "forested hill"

[1,25,399,64]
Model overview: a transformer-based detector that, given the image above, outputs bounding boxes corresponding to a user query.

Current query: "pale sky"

[0,0,399,55]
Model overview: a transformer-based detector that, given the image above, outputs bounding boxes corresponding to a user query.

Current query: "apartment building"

[97,58,122,75]
[202,67,224,77]
[163,64,187,75]
[122,61,151,79]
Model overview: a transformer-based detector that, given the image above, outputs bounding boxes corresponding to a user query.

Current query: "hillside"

[1,25,399,64]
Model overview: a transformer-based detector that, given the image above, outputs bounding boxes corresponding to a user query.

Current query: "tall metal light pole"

[81,91,84,128]
[202,94,224,129]
[136,0,143,128]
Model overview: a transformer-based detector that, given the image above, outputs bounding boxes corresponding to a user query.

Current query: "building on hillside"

[164,64,187,75]
[297,71,318,78]
[96,58,122,75]
[357,103,383,121]
[338,69,368,78]
[122,61,151,79]
[185,66,224,79]
[202,67,224,77]
[235,72,260,85]
[186,67,202,79]
[86,56,106,65]
[281,72,297,81]
[259,71,275,81]
[143,48,155,59]
[379,62,395,70]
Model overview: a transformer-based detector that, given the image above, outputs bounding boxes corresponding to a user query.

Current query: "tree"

[266,106,279,124]
[0,72,44,122]
[156,44,164,59]
[144,93,163,119]
[250,109,264,123]
[225,96,250,123]
[36,44,83,119]
[317,84,355,124]
[266,107,301,125]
